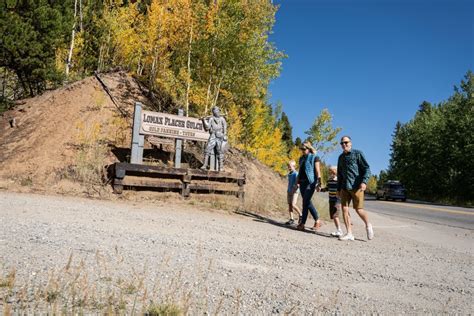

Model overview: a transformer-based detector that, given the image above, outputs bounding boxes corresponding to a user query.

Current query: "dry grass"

[313,193,331,221]
[18,176,33,187]
[55,120,111,197]
[0,248,330,314]
[0,269,16,289]
[0,250,198,314]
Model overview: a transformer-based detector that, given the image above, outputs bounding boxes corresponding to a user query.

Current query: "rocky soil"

[0,71,289,215]
[0,191,472,314]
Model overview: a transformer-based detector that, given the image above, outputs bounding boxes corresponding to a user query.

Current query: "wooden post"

[238,178,245,209]
[182,174,191,198]
[175,109,184,168]
[131,102,144,164]
[113,164,126,194]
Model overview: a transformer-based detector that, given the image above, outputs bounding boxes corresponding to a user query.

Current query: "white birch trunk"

[79,0,83,31]
[205,71,213,115]
[66,0,78,77]
[212,75,223,108]
[150,47,160,89]
[185,24,193,117]
[205,46,215,115]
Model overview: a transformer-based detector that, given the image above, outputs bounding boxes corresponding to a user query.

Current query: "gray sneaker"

[367,224,374,240]
[285,219,295,225]
[339,233,355,241]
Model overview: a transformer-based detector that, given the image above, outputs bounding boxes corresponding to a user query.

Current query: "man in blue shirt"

[337,136,374,241]
[286,160,301,225]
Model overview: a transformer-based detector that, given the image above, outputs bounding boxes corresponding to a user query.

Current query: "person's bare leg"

[288,204,294,220]
[333,216,341,230]
[342,206,352,234]
[356,208,374,239]
[355,208,369,227]
[292,204,302,217]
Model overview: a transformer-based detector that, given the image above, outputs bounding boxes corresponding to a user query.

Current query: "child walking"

[286,160,301,225]
[327,166,343,236]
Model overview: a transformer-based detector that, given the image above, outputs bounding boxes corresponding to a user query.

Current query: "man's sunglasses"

[340,141,350,145]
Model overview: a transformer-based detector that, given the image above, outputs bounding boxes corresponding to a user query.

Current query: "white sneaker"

[367,224,374,240]
[338,233,355,241]
[331,229,343,237]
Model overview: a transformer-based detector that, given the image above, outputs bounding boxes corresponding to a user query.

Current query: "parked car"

[376,180,407,201]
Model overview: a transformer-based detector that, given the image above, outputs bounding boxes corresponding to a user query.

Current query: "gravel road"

[0,192,472,314]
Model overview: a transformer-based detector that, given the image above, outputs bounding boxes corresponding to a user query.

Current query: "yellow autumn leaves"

[69,0,289,173]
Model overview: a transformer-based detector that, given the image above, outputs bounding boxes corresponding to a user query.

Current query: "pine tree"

[279,112,294,151]
[388,71,474,204]
[378,170,389,185]
[294,137,303,148]
[0,0,73,97]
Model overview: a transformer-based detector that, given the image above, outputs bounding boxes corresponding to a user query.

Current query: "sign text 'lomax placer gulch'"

[140,110,209,142]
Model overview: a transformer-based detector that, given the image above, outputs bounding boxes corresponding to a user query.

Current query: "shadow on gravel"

[234,210,334,239]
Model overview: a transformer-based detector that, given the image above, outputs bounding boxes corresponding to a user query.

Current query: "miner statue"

[201,106,228,171]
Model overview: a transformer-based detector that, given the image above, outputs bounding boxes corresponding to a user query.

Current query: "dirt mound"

[0,72,286,214]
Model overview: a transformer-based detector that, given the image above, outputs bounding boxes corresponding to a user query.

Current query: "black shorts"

[329,200,341,219]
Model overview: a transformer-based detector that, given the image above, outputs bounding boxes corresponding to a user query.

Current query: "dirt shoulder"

[0,71,290,216]
[0,192,472,314]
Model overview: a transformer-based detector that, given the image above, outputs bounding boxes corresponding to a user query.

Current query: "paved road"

[364,197,474,230]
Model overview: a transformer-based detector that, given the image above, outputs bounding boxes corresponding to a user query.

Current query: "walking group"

[286,136,374,241]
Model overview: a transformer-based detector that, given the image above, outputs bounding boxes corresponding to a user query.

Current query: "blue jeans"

[300,181,319,225]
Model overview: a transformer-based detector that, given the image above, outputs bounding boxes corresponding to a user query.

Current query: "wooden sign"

[147,135,176,147]
[140,110,209,142]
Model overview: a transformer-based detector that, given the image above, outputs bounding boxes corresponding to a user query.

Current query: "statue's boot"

[201,155,210,170]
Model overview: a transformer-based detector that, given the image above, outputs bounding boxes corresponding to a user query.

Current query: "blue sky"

[269,0,473,175]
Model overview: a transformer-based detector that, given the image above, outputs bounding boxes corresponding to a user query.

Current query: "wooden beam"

[116,162,188,176]
[111,163,245,204]
[188,183,241,194]
[121,177,182,189]
[187,168,244,180]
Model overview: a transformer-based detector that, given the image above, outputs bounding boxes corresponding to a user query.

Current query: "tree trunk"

[98,30,111,73]
[150,47,159,90]
[15,71,28,97]
[27,80,34,97]
[205,71,213,115]
[79,0,83,31]
[66,0,78,77]
[2,67,6,99]
[97,44,103,72]
[137,53,143,76]
[204,46,215,115]
[185,24,193,117]
[212,74,223,108]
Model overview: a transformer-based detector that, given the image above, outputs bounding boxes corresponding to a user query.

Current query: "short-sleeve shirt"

[327,178,340,203]
[287,171,299,193]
